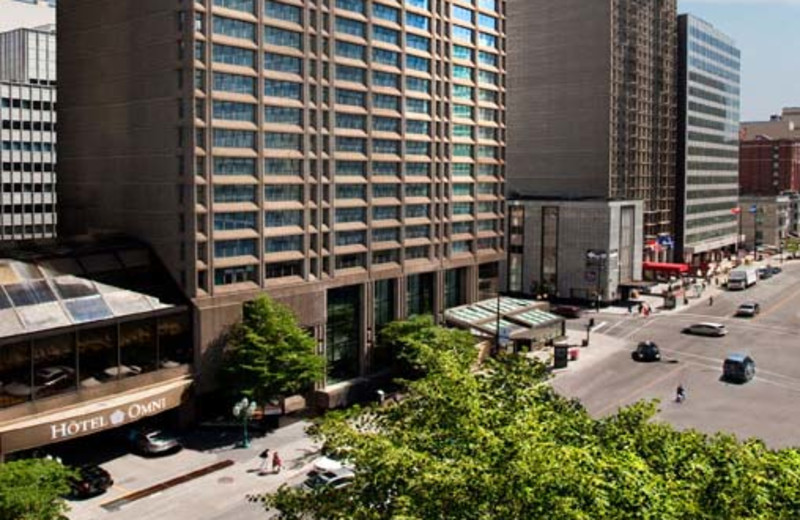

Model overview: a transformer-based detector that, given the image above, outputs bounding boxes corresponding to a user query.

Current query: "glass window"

[336,184,366,199]
[77,326,118,388]
[336,64,366,84]
[336,112,367,130]
[266,261,303,278]
[265,79,303,100]
[266,106,302,125]
[0,342,30,408]
[335,207,366,223]
[213,15,256,41]
[373,206,400,220]
[372,279,396,367]
[213,129,256,148]
[452,25,473,43]
[373,116,400,133]
[337,161,367,175]
[265,158,303,176]
[214,184,256,203]
[265,210,304,227]
[374,139,400,154]
[214,239,257,257]
[336,88,366,107]
[453,45,473,61]
[266,235,304,253]
[326,285,361,383]
[373,48,400,67]
[406,12,429,30]
[406,55,429,72]
[372,184,399,198]
[479,51,498,67]
[453,65,473,80]
[213,0,254,13]
[406,120,429,135]
[265,0,301,23]
[406,204,429,218]
[373,70,400,88]
[406,162,431,177]
[374,93,400,110]
[373,3,399,23]
[265,184,303,201]
[31,334,76,399]
[265,52,302,74]
[373,26,400,45]
[407,273,433,316]
[120,319,157,376]
[213,100,256,122]
[214,157,256,176]
[373,161,400,176]
[406,34,430,52]
[214,72,256,95]
[215,265,258,285]
[265,132,303,151]
[478,13,497,30]
[335,0,365,14]
[336,137,366,153]
[212,44,255,67]
[452,5,472,23]
[405,97,429,114]
[336,40,366,60]
[335,16,366,38]
[265,26,303,50]
[405,76,430,93]
[158,314,192,367]
[336,230,366,246]
[479,32,497,48]
[214,212,257,230]
[406,141,429,156]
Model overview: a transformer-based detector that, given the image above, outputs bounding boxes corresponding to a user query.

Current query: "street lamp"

[232,397,258,448]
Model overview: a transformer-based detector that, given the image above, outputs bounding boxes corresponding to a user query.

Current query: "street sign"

[499,326,511,347]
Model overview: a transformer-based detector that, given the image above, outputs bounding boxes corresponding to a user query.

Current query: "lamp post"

[232,397,257,449]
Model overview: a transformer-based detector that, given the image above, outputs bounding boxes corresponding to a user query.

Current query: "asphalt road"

[553,260,800,448]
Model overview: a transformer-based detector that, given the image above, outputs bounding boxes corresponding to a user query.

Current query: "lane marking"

[760,285,800,319]
[592,321,607,332]
[594,363,684,416]
[621,317,661,340]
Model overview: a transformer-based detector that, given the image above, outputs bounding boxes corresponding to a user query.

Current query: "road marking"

[592,321,607,332]
[113,484,131,494]
[660,347,800,385]
[621,317,661,340]
[760,285,800,319]
[594,363,684,416]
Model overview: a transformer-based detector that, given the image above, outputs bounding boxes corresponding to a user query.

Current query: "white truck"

[728,266,758,290]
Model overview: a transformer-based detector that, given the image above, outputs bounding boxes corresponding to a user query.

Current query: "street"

[553,258,800,448]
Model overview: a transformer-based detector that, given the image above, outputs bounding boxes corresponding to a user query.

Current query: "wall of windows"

[326,285,362,383]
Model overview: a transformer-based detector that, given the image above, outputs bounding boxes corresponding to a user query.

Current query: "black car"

[723,353,756,384]
[757,267,772,280]
[771,266,783,275]
[69,465,113,499]
[632,341,661,362]
[550,305,582,319]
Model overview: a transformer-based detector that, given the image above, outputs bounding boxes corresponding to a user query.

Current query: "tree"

[221,296,324,405]
[256,320,800,519]
[0,458,74,520]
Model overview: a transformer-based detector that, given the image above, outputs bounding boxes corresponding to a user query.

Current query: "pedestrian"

[708,296,714,307]
[683,296,689,306]
[272,451,282,474]
[638,302,643,315]
[258,448,271,475]
[676,384,686,403]
[627,303,633,314]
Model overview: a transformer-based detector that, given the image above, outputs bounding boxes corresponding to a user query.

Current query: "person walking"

[258,448,271,475]
[708,296,714,307]
[676,384,686,403]
[272,451,282,474]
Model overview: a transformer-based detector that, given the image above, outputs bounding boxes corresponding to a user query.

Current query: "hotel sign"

[0,381,190,454]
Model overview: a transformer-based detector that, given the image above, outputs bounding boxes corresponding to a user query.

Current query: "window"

[374,93,400,110]
[406,98,429,114]
[213,130,256,148]
[454,144,473,156]
[336,64,366,84]
[214,212,257,230]
[454,85,473,99]
[479,32,497,48]
[479,51,498,67]
[336,16,366,38]
[406,12,429,30]
[336,88,366,107]
[453,202,473,215]
[266,106,302,125]
[265,159,303,176]
[373,228,399,242]
[266,235,303,253]
[373,184,399,198]
[406,162,431,177]
[373,162,400,176]
[453,65,473,80]
[265,79,303,100]
[212,44,255,67]
[266,261,303,278]
[406,204,429,218]
[336,0,365,14]
[406,225,430,239]
[405,184,430,198]
[213,16,255,40]
[265,52,302,74]
[373,116,400,133]
[336,113,367,130]
[407,34,430,52]
[265,26,303,50]
[406,76,430,93]
[373,206,400,220]
[373,71,400,88]
[406,141,429,156]
[373,48,400,67]
[266,210,303,227]
[265,132,303,151]
[337,161,366,175]
[214,185,256,203]
[214,157,256,175]
[335,207,366,223]
[214,72,256,95]
[453,124,473,138]
[215,265,257,285]
[336,184,366,199]
[406,120,429,135]
[374,139,400,155]
[452,5,472,23]
[265,184,303,201]
[453,25,473,42]
[214,239,257,257]
[336,41,366,60]
[214,0,254,13]
[453,45,473,61]
[213,100,256,122]
[336,230,366,246]
[373,26,400,45]
[406,55,429,72]
[478,13,497,30]
[336,137,366,153]
[373,3,399,22]
[266,0,301,24]
[453,104,474,119]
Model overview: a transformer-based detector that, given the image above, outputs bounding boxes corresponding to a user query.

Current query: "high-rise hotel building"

[58,0,506,402]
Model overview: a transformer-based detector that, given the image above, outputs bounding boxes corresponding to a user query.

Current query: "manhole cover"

[218,476,235,484]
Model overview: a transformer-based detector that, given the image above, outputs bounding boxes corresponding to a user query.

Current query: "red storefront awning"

[642,261,690,274]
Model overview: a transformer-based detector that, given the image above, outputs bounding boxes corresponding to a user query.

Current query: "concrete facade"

[0,0,55,33]
[0,26,57,241]
[740,195,790,251]
[741,108,800,142]
[57,0,507,400]
[506,199,643,303]
[675,15,740,264]
[507,0,677,253]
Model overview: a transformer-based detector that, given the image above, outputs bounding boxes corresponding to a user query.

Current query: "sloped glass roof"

[0,238,182,339]
[445,296,564,337]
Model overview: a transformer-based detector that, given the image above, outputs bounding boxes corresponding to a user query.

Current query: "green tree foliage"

[0,458,74,520]
[258,320,800,520]
[221,296,324,404]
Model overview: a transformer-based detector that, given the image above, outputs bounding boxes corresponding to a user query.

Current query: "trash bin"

[569,348,580,361]
[553,345,568,369]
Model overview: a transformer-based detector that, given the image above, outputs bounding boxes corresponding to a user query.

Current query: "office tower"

[0,25,57,241]
[740,138,800,196]
[507,0,677,260]
[0,0,55,32]
[58,0,506,402]
[675,15,740,264]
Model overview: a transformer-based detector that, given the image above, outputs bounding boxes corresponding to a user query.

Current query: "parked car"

[550,305,582,319]
[632,341,661,362]
[723,353,756,383]
[771,266,783,275]
[68,464,113,499]
[757,266,772,280]
[301,467,356,491]
[4,366,75,398]
[736,302,761,317]
[683,322,727,337]
[128,429,182,456]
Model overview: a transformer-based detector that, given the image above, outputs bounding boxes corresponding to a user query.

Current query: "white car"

[683,322,727,337]
[301,467,355,491]
[4,366,75,397]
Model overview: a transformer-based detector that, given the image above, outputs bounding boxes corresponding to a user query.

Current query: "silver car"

[683,322,727,337]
